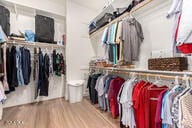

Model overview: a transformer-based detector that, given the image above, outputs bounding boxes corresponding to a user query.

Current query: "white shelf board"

[0,0,66,20]
[90,66,192,76]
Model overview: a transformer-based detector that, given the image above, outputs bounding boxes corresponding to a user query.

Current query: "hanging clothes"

[5,47,15,93]
[11,46,18,87]
[121,17,144,63]
[87,73,101,104]
[55,53,61,76]
[37,48,44,96]
[118,78,137,128]
[167,0,192,54]
[39,53,49,96]
[0,48,3,74]
[95,74,109,110]
[16,46,24,86]
[60,53,65,75]
[155,90,168,128]
[0,81,6,103]
[0,102,2,120]
[21,47,31,85]
[33,47,38,81]
[132,80,147,128]
[2,45,9,91]
[49,52,53,75]
[108,77,125,118]
[180,91,192,128]
[144,85,168,128]
[0,81,6,121]
[115,22,123,64]
[52,49,57,71]
[104,75,116,112]
[34,48,39,99]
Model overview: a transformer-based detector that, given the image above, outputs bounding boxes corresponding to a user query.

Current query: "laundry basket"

[68,80,84,103]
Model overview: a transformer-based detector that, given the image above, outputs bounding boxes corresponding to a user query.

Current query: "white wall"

[3,0,66,108]
[0,0,66,41]
[90,0,191,70]
[66,0,97,99]
[5,0,66,16]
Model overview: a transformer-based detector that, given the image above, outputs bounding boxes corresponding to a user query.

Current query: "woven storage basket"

[148,57,188,71]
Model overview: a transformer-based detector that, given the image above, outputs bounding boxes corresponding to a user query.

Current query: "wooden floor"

[0,98,119,128]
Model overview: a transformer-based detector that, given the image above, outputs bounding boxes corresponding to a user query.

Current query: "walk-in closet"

[0,0,192,128]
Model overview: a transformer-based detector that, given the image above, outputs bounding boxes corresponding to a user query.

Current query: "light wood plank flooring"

[0,98,119,128]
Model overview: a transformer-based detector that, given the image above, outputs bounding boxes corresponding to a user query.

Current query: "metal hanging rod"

[89,0,153,37]
[90,66,192,79]
[108,70,192,80]
[3,40,65,49]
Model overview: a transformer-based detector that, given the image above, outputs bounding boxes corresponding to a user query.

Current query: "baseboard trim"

[4,96,66,108]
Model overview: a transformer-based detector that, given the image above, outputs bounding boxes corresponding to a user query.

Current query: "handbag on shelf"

[35,15,55,43]
[96,13,115,29]
[0,5,10,36]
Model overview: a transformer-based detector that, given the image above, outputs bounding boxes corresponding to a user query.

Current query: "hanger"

[137,73,141,80]
[154,75,164,87]
[46,47,49,54]
[146,74,150,82]
[106,70,109,75]
[129,11,134,19]
[185,76,190,88]
[182,74,189,88]
[175,76,179,85]
[148,75,167,90]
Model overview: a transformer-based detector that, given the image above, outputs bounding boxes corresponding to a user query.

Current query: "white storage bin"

[68,80,84,103]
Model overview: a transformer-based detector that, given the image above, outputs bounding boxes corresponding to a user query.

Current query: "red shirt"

[144,85,168,128]
[108,77,125,118]
[134,82,151,128]
[155,90,168,128]
[132,80,146,128]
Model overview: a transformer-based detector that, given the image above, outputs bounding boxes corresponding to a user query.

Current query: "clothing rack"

[89,0,153,37]
[2,40,65,49]
[90,66,192,80]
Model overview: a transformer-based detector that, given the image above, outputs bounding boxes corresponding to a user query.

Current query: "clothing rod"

[89,0,152,37]
[90,66,192,76]
[2,41,65,49]
[91,67,192,80]
[126,72,191,80]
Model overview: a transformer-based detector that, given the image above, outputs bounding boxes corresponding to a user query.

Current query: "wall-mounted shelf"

[3,40,65,49]
[90,66,192,76]
[89,0,153,37]
[0,0,66,22]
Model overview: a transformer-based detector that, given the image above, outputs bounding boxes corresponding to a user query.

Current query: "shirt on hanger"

[119,78,137,128]
[133,82,151,128]
[155,90,168,128]
[122,18,144,63]
[108,77,125,118]
[180,91,192,128]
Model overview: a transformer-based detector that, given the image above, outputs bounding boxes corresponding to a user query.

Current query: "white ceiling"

[71,0,111,11]
[71,0,132,12]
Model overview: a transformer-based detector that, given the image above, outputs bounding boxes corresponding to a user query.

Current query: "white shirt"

[119,78,136,128]
[177,0,192,44]
[0,102,2,120]
[167,0,192,44]
[0,81,6,102]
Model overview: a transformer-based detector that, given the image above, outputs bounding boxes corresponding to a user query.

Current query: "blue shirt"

[161,91,170,128]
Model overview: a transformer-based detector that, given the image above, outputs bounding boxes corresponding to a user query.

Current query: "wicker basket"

[148,57,188,71]
[96,61,107,67]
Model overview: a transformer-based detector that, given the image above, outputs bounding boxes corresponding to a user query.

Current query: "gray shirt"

[121,18,144,63]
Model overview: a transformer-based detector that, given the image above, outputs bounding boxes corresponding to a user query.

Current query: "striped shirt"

[180,91,192,128]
